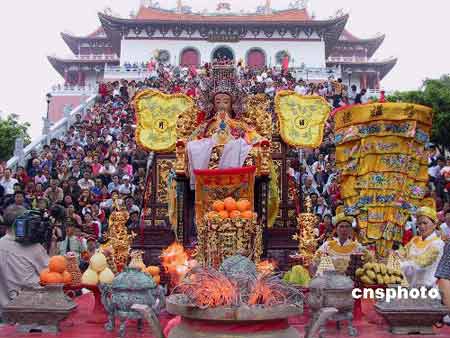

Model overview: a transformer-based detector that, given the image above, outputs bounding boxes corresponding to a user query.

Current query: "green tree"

[0,114,31,161]
[387,75,450,153]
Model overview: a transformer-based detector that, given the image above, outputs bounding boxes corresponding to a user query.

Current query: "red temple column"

[376,71,381,89]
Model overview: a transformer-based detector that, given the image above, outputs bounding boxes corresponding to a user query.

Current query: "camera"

[13,210,51,245]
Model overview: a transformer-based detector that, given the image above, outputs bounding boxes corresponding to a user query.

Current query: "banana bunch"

[356,262,404,286]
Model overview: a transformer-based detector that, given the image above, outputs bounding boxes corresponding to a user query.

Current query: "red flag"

[189,65,197,76]
[282,55,289,71]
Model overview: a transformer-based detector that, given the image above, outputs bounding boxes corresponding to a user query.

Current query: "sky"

[0,0,449,139]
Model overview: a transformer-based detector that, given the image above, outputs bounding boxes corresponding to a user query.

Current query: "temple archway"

[180,47,200,67]
[246,48,266,69]
[212,46,234,62]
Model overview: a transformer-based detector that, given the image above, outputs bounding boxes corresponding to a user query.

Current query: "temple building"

[47,0,396,121]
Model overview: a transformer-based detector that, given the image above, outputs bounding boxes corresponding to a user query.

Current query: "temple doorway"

[180,48,200,67]
[212,46,234,62]
[247,48,266,69]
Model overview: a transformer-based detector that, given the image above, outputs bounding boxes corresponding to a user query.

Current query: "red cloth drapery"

[282,55,289,71]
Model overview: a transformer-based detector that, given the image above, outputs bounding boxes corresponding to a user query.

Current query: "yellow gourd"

[82,269,99,285]
[99,268,115,284]
[90,252,108,272]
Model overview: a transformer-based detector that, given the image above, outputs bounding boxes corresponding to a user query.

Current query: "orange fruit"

[212,200,225,212]
[40,268,50,284]
[224,197,237,212]
[241,210,254,219]
[236,199,251,212]
[49,256,67,273]
[44,272,64,284]
[218,210,229,219]
[230,210,241,219]
[153,275,161,285]
[146,266,160,276]
[62,271,72,284]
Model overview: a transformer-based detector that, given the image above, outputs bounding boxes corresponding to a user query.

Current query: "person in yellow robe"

[315,211,364,273]
[397,206,445,287]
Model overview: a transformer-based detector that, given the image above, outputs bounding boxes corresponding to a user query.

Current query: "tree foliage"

[0,114,31,161]
[387,75,450,152]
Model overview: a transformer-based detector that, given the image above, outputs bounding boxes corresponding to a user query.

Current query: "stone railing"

[104,65,152,80]
[366,89,393,99]
[7,94,98,170]
[291,67,342,81]
[327,56,369,63]
[56,54,119,61]
[75,54,118,61]
[51,84,98,96]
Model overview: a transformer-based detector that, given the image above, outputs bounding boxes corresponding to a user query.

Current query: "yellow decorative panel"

[273,160,282,201]
[156,159,175,204]
[275,92,330,148]
[134,90,195,153]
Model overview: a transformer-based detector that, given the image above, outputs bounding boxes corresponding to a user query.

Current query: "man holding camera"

[0,205,49,319]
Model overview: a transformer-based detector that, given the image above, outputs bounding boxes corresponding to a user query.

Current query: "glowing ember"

[174,269,239,308]
[161,242,194,287]
[248,274,296,306]
[257,260,277,275]
[174,268,302,308]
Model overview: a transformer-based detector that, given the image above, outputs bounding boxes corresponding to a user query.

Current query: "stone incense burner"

[99,267,166,338]
[2,284,76,333]
[307,270,357,337]
[375,287,448,335]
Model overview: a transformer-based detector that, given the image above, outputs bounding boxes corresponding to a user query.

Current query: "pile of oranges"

[40,256,72,285]
[207,197,255,220]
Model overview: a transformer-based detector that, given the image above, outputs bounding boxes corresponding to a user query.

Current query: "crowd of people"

[0,81,146,259]
[0,60,447,251]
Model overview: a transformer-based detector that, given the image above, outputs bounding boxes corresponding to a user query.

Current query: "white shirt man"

[0,170,18,195]
[348,87,358,104]
[294,84,308,96]
[118,176,135,195]
[78,177,95,191]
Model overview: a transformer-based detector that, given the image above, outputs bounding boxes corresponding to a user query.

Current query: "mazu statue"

[133,61,331,268]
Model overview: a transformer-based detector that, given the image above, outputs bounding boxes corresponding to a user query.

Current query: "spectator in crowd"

[58,223,85,259]
[439,209,450,241]
[348,85,358,104]
[78,171,95,191]
[355,88,367,104]
[0,168,18,196]
[127,210,140,231]
[44,179,64,204]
